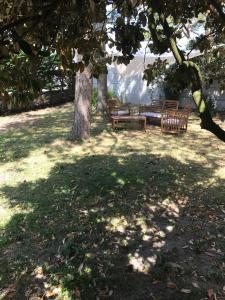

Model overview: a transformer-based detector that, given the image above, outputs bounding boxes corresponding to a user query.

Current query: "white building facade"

[106,54,225,111]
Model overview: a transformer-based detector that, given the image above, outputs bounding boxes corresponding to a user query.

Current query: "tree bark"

[71,64,92,140]
[192,88,225,141]
[96,72,107,114]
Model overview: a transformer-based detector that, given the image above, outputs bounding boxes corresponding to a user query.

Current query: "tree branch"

[0,0,61,34]
[153,1,225,142]
[148,12,169,54]
[186,30,217,58]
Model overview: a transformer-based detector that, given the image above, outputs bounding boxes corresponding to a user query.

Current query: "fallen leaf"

[29,296,42,300]
[205,252,216,257]
[92,279,96,287]
[74,287,81,299]
[45,287,59,298]
[192,282,200,289]
[78,263,84,273]
[208,288,215,299]
[167,282,177,289]
[167,262,183,271]
[180,288,191,294]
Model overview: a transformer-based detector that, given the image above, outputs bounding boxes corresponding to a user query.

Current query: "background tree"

[71,52,92,140]
[0,51,65,111]
[0,0,108,139]
[95,6,108,115]
[137,0,225,141]
[97,72,108,114]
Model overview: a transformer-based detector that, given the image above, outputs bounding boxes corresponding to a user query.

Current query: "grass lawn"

[0,103,225,300]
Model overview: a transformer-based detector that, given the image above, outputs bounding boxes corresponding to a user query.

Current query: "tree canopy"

[1,0,225,140]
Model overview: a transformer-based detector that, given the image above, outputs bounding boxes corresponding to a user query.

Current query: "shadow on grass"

[0,154,225,299]
[0,109,110,164]
[0,110,73,164]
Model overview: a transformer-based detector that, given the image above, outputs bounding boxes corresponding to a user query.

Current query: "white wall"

[107,56,166,105]
[107,56,225,111]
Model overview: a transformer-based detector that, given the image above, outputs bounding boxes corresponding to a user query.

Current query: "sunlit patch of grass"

[106,216,128,233]
[0,205,12,229]
[215,166,225,179]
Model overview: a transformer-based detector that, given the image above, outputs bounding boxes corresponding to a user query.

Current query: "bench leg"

[144,118,146,131]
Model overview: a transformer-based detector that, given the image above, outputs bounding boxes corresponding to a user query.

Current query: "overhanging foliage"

[1,0,225,140]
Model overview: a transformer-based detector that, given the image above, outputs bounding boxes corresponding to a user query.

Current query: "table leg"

[144,118,146,131]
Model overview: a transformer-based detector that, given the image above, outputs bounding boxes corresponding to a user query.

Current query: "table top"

[111,115,146,120]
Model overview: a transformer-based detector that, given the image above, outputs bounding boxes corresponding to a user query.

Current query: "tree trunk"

[96,72,107,114]
[71,64,92,140]
[156,10,225,141]
[192,88,225,141]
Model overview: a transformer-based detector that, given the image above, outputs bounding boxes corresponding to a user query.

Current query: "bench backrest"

[139,105,152,113]
[139,100,164,113]
[181,105,192,113]
[162,100,179,111]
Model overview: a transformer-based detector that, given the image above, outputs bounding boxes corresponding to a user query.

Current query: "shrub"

[107,89,118,99]
[0,51,72,113]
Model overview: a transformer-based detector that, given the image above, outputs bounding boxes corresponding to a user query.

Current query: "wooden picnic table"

[111,115,146,130]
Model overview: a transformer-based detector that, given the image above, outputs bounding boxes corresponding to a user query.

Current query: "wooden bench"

[161,109,190,134]
[109,105,130,116]
[139,100,179,120]
[107,99,130,116]
[162,100,179,111]
[112,115,146,130]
